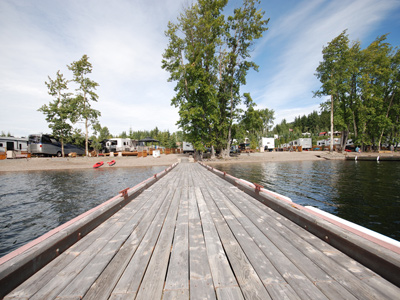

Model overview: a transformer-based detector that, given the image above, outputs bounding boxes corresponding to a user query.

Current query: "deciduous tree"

[68,55,100,156]
[39,70,73,157]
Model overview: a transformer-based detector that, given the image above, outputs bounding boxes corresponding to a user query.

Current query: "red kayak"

[108,160,116,166]
[93,161,104,168]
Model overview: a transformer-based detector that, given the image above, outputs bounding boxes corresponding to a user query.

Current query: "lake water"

[1,160,399,258]
[0,166,167,257]
[211,160,400,242]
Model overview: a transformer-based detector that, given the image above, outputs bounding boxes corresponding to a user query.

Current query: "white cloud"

[0,0,183,137]
[254,0,399,123]
[0,0,398,137]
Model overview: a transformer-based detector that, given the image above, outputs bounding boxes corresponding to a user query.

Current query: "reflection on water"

[212,160,400,241]
[0,166,166,257]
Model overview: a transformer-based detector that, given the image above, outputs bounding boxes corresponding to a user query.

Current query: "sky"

[1,0,399,138]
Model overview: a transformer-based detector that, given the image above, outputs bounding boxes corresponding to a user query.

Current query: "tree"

[315,30,351,152]
[67,55,100,156]
[0,131,12,137]
[39,70,73,157]
[162,0,268,159]
[359,36,399,151]
[259,108,275,136]
[91,123,112,152]
[215,0,269,157]
[162,0,226,160]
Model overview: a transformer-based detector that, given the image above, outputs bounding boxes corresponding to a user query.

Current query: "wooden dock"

[1,161,400,299]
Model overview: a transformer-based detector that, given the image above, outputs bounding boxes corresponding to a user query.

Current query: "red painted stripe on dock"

[0,163,177,265]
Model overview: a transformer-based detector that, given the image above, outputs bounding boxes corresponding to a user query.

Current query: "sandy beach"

[0,151,398,172]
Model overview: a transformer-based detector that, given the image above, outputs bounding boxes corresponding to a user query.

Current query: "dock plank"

[163,187,189,297]
[135,187,182,300]
[84,175,180,300]
[188,187,216,300]
[195,187,243,300]
[222,182,388,299]
[3,162,400,300]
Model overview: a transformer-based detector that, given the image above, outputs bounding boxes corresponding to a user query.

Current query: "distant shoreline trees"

[314,30,399,152]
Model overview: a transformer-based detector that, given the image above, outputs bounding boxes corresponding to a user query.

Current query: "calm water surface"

[0,166,166,257]
[212,160,400,241]
[1,161,399,258]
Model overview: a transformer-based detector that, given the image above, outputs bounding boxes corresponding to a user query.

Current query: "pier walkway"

[2,162,400,299]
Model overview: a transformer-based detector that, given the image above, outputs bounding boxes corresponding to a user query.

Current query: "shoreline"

[0,151,398,172]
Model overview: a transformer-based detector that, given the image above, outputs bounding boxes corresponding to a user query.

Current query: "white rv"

[260,138,275,152]
[291,138,312,150]
[105,138,135,153]
[0,137,29,158]
[182,142,194,154]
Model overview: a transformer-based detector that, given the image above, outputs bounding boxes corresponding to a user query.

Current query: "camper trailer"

[182,142,194,154]
[260,137,275,152]
[105,138,136,153]
[290,138,312,150]
[0,137,29,159]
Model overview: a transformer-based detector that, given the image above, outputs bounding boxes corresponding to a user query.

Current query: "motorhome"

[182,142,194,154]
[0,137,29,159]
[260,137,275,152]
[28,134,84,157]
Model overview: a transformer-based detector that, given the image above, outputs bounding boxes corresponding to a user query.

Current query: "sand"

[0,151,398,172]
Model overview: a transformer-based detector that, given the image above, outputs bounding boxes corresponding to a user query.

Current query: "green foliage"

[0,131,12,137]
[39,70,73,157]
[67,55,101,156]
[91,123,112,151]
[162,0,269,157]
[315,31,399,151]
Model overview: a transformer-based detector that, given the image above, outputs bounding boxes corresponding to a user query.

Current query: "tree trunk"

[194,150,203,161]
[330,94,334,152]
[378,92,395,152]
[211,145,216,159]
[85,118,89,156]
[341,130,348,153]
[61,138,65,157]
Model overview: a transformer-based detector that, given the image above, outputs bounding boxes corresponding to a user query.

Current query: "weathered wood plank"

[83,175,181,300]
[188,187,216,300]
[194,186,243,299]
[279,211,400,299]
[200,185,271,300]
[109,184,181,298]
[207,186,303,300]
[163,187,189,297]
[194,166,357,299]
[4,163,400,300]
[4,202,135,299]
[222,181,388,299]
[135,187,182,300]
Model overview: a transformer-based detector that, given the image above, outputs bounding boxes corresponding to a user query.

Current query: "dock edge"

[199,162,400,287]
[0,162,179,298]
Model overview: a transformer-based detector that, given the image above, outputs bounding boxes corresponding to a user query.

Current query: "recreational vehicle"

[0,137,29,159]
[182,142,194,154]
[28,134,84,157]
[260,137,275,152]
[290,138,312,150]
[105,138,136,153]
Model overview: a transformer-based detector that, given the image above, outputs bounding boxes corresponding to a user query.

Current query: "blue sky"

[1,0,399,138]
